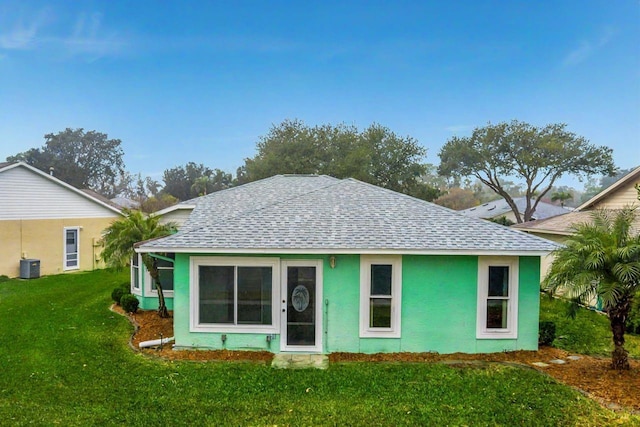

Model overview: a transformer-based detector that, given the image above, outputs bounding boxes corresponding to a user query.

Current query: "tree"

[101,211,177,318]
[551,191,573,208]
[244,119,440,201]
[162,163,233,201]
[433,187,479,210]
[543,208,640,370]
[7,128,125,197]
[438,120,615,223]
[580,168,636,204]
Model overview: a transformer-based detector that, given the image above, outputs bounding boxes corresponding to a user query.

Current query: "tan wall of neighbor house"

[519,231,566,283]
[592,179,639,210]
[0,217,116,278]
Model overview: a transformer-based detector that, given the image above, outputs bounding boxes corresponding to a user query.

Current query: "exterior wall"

[0,217,116,277]
[0,166,119,220]
[592,179,639,210]
[158,208,192,227]
[522,231,566,282]
[170,253,541,354]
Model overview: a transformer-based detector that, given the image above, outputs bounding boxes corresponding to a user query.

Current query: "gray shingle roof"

[140,175,558,254]
[459,197,571,220]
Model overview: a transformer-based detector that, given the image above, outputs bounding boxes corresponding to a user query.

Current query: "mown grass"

[0,271,637,426]
[540,295,640,358]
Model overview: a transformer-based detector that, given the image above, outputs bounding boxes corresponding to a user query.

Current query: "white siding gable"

[0,166,120,220]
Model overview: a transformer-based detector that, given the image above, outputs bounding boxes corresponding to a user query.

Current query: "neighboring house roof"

[110,197,140,210]
[139,175,557,255]
[512,166,640,236]
[459,197,571,221]
[509,211,594,236]
[0,161,124,216]
[576,166,640,211]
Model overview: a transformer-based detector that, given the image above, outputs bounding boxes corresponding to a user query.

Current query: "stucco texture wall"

[0,218,114,277]
[170,253,541,354]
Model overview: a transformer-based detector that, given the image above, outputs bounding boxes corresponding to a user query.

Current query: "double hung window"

[359,255,402,338]
[477,257,518,339]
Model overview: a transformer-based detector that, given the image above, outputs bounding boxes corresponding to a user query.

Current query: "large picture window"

[191,257,280,333]
[477,257,519,339]
[359,255,402,338]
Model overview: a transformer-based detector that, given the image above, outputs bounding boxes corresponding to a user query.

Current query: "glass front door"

[281,260,322,352]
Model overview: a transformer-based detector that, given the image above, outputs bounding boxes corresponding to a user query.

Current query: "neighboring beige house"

[153,201,194,227]
[513,166,640,284]
[0,161,123,278]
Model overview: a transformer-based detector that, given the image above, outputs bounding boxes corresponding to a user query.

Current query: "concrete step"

[272,353,329,369]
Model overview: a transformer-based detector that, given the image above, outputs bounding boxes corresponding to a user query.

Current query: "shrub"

[111,284,131,305]
[539,321,556,346]
[0,275,9,283]
[120,294,139,313]
[626,292,640,335]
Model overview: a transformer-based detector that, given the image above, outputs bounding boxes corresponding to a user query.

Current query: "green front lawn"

[0,270,636,425]
[540,295,640,358]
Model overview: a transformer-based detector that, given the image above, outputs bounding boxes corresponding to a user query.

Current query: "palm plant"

[101,210,177,318]
[544,207,640,370]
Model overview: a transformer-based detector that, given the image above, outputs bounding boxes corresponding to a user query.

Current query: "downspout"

[139,336,175,349]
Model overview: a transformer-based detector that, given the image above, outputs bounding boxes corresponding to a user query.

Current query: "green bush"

[120,294,139,313]
[539,321,556,346]
[627,292,640,335]
[111,284,131,305]
[0,275,9,283]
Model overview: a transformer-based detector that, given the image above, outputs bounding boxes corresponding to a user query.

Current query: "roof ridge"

[165,175,345,240]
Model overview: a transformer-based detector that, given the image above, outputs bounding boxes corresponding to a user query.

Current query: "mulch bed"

[117,307,640,412]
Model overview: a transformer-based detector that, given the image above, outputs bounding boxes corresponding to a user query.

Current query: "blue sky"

[1,1,638,189]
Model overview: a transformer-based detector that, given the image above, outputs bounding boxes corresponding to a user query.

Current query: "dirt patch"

[119,306,273,363]
[117,307,640,412]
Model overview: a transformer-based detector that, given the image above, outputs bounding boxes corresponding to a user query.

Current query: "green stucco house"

[135,175,557,354]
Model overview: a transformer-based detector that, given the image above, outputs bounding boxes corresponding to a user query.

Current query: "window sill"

[359,329,401,339]
[476,330,517,339]
[191,324,279,334]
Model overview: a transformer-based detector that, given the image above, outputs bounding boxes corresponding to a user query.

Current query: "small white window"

[144,254,175,297]
[63,227,80,271]
[359,255,402,338]
[131,254,142,295]
[476,257,519,339]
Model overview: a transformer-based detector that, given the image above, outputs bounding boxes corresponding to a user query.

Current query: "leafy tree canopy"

[438,120,615,223]
[433,187,479,210]
[244,119,440,201]
[162,162,232,201]
[7,128,125,197]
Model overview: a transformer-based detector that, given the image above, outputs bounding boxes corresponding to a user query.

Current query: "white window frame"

[190,256,281,334]
[63,227,80,271]
[144,255,175,298]
[359,255,402,338]
[131,254,142,296]
[476,256,519,339]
